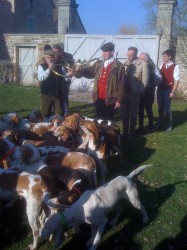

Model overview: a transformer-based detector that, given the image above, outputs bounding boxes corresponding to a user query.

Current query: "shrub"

[0,61,16,84]
[173,88,187,101]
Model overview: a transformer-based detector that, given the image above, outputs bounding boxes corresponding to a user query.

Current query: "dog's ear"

[70,179,81,190]
[20,145,34,164]
[12,114,20,124]
[47,198,70,209]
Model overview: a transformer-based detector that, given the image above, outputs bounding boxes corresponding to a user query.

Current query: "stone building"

[0,0,55,34]
[0,0,186,93]
[0,0,86,34]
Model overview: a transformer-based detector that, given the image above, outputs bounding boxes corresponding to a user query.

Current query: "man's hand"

[48,62,54,70]
[170,91,175,98]
[114,101,120,109]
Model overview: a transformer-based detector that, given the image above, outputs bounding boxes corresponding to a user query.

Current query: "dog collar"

[59,212,69,229]
[0,146,16,164]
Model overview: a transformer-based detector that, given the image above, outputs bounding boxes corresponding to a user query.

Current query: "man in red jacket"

[157,49,180,131]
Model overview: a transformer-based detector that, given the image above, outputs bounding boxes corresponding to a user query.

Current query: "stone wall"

[176,37,187,94]
[1,34,64,62]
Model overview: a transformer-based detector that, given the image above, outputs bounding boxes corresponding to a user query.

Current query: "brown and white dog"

[44,151,98,188]
[0,138,70,169]
[0,169,49,250]
[0,165,93,249]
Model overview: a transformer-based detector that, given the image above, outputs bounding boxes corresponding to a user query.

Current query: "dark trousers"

[59,83,70,116]
[139,91,154,127]
[94,99,115,120]
[157,88,172,129]
[121,92,140,136]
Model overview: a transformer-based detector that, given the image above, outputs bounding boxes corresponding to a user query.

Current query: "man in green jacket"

[75,42,125,120]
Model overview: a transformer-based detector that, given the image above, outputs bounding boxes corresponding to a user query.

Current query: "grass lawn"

[0,84,187,250]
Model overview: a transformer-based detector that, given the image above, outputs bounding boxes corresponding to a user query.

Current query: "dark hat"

[100,42,115,52]
[44,50,55,56]
[44,44,52,51]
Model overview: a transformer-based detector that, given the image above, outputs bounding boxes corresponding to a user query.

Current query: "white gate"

[18,47,36,85]
[64,34,160,91]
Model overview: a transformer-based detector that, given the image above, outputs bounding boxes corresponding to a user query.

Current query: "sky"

[77,0,147,35]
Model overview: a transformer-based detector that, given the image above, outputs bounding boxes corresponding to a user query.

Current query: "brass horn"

[51,58,75,78]
[51,58,101,77]
[73,58,100,71]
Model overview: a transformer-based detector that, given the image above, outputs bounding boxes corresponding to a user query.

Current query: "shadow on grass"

[0,109,30,116]
[70,103,95,118]
[0,198,29,249]
[135,109,187,136]
[153,182,187,250]
[172,109,187,129]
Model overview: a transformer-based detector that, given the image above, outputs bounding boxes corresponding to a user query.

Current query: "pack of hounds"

[0,110,152,250]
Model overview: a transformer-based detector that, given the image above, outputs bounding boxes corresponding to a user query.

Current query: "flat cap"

[44,50,55,56]
[100,42,115,52]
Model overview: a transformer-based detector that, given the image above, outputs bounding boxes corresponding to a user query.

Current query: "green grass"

[1,84,187,250]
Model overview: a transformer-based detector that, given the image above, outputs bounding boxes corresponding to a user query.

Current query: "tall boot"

[165,113,172,131]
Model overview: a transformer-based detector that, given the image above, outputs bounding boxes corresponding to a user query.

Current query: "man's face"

[127,50,136,62]
[139,53,145,61]
[102,51,114,61]
[162,54,171,63]
[53,48,62,59]
[44,55,54,64]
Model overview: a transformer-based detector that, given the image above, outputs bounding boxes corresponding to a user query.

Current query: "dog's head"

[2,113,20,128]
[41,213,65,248]
[80,120,99,141]
[48,115,64,125]
[29,109,43,123]
[53,124,71,141]
[62,114,80,131]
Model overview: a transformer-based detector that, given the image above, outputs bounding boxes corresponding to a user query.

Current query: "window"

[27,15,36,33]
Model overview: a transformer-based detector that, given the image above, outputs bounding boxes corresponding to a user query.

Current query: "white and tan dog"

[0,169,50,250]
[41,164,152,250]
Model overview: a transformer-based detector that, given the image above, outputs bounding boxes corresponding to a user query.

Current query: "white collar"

[165,61,174,68]
[104,57,114,68]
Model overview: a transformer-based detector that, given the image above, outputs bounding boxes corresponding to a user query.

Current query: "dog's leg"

[27,197,42,250]
[109,206,122,227]
[86,224,97,249]
[126,185,149,224]
[88,217,108,250]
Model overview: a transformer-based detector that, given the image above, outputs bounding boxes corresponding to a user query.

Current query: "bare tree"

[141,0,187,35]
[119,25,138,35]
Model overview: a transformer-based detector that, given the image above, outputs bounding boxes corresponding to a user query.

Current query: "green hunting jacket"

[75,59,125,105]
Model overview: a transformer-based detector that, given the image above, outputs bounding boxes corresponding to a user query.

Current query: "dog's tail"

[128,164,152,179]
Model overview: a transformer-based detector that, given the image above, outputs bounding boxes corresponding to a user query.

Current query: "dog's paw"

[28,244,36,250]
